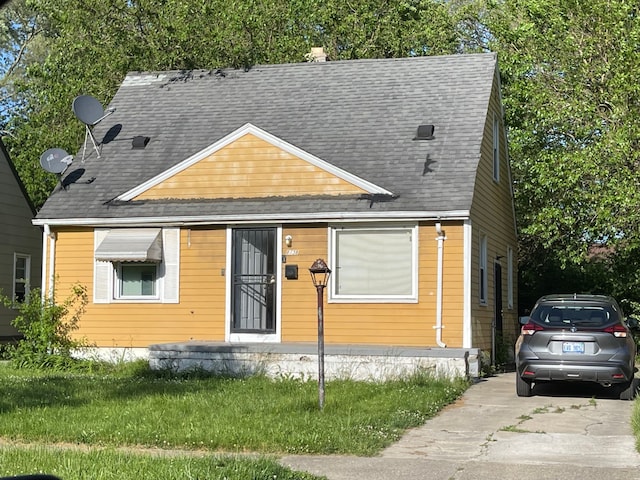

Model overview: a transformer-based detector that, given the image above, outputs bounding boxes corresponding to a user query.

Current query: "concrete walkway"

[280,372,640,479]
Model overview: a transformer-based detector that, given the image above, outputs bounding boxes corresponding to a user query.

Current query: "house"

[33,53,517,378]
[0,139,42,340]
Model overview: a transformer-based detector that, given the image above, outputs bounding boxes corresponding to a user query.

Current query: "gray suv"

[516,294,638,399]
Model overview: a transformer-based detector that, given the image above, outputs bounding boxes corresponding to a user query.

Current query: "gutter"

[32,210,472,228]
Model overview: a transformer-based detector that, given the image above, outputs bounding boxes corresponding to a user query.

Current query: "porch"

[148,342,481,380]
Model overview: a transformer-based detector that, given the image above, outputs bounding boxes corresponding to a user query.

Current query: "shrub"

[1,284,90,369]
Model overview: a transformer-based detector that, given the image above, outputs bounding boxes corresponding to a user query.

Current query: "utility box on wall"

[285,264,298,280]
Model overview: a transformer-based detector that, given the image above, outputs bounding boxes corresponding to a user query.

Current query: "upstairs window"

[493,113,500,182]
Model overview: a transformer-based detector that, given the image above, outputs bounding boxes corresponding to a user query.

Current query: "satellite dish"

[72,95,116,160]
[72,95,115,126]
[40,148,73,174]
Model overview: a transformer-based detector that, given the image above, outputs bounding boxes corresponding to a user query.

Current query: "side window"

[479,235,488,305]
[507,246,514,309]
[13,253,30,303]
[493,113,500,182]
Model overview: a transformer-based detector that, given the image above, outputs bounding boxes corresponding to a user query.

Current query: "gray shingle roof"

[35,53,497,224]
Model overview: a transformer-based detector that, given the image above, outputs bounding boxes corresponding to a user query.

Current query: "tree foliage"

[3,0,640,308]
[485,0,640,307]
[0,0,485,208]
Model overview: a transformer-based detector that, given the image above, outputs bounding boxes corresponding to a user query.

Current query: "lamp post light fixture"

[309,258,331,410]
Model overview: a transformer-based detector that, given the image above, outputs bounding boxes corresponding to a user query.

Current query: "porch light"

[309,258,331,410]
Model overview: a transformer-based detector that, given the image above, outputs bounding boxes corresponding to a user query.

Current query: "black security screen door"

[231,228,277,333]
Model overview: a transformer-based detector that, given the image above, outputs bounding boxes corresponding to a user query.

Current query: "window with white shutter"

[93,227,180,303]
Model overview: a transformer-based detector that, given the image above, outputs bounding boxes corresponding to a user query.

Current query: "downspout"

[41,224,56,302]
[434,222,446,347]
[40,225,49,303]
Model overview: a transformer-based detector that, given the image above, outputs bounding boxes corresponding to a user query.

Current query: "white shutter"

[94,229,113,303]
[161,227,180,303]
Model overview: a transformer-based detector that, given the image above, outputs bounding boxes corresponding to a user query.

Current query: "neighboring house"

[33,52,517,377]
[0,139,42,339]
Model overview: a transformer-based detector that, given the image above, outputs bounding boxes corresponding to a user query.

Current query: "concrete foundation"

[147,342,480,380]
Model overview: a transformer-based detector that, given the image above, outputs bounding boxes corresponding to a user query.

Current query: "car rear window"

[531,304,618,327]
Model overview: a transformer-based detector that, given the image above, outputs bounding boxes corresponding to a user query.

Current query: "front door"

[231,228,277,334]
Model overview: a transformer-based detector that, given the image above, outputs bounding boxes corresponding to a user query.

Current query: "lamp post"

[309,258,331,410]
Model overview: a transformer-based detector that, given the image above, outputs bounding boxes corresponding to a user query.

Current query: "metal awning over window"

[95,228,162,262]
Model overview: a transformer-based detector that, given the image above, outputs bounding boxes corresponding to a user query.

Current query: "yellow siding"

[280,222,466,348]
[53,227,227,347]
[136,133,367,200]
[469,73,519,353]
[51,222,467,349]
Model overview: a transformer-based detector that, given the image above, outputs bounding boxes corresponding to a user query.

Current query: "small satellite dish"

[39,148,73,174]
[72,95,116,160]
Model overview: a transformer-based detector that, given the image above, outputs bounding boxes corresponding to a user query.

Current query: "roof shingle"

[36,53,497,224]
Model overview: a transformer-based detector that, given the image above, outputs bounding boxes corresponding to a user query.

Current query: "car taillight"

[603,324,628,338]
[521,322,545,336]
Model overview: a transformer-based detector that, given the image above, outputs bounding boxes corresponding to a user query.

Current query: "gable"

[121,124,391,201]
[0,145,35,220]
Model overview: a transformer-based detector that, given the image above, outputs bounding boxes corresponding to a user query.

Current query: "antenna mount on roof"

[72,95,116,161]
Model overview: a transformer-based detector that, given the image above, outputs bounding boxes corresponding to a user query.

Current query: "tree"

[484,0,640,306]
[1,0,484,208]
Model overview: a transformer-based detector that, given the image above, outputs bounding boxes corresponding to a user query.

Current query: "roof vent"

[414,124,435,140]
[132,136,150,149]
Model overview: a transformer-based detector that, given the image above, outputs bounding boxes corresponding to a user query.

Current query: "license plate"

[562,342,585,353]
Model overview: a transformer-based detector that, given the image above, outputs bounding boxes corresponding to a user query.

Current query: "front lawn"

[0,363,467,455]
[0,446,320,480]
[0,362,468,479]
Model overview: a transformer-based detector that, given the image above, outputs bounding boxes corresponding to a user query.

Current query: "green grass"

[0,446,322,480]
[633,397,640,451]
[0,363,467,456]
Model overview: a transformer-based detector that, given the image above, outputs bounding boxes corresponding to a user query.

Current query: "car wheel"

[618,377,639,400]
[516,375,532,397]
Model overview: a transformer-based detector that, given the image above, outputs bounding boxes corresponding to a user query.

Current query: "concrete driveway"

[280,372,640,479]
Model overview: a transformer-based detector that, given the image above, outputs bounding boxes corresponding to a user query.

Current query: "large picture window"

[331,225,417,302]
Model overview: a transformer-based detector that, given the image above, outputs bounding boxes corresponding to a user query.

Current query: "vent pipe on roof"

[306,47,328,62]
